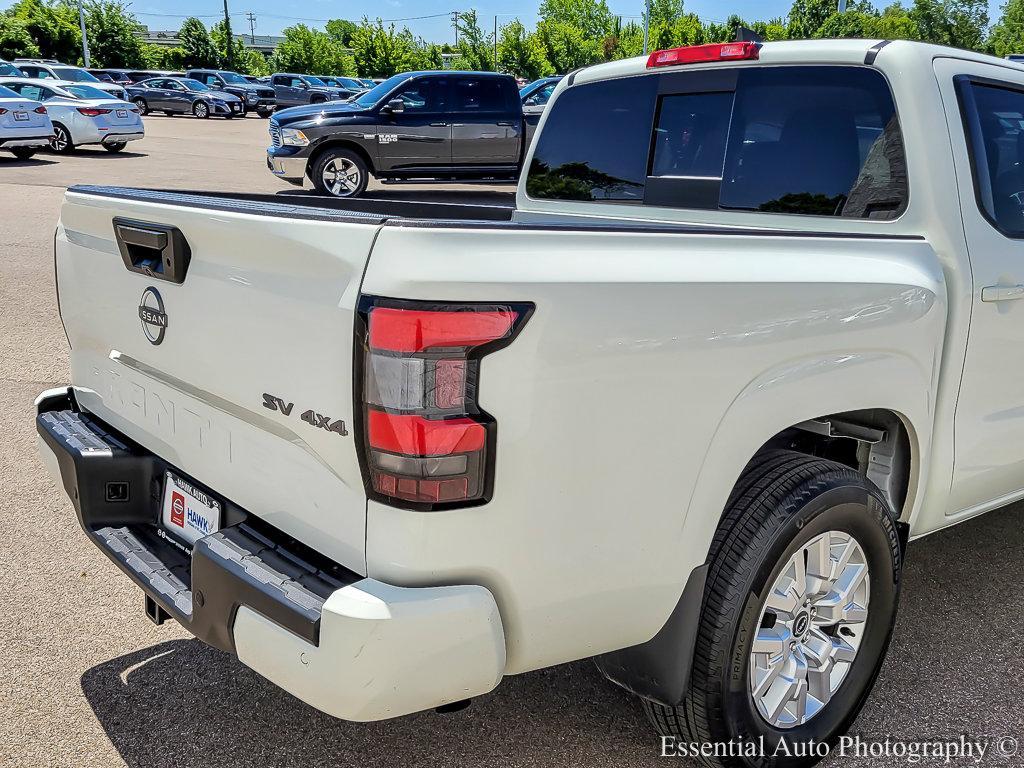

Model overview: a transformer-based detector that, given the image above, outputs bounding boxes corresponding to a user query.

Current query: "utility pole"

[838,0,848,11]
[452,11,459,46]
[247,12,257,45]
[222,0,233,69]
[642,0,651,54]
[493,15,498,71]
[77,0,90,67]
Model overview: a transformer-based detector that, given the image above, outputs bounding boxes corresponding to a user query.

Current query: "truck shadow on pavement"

[81,642,659,768]
[80,504,1024,768]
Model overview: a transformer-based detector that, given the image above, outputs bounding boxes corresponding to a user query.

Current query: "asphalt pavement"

[1,114,1022,768]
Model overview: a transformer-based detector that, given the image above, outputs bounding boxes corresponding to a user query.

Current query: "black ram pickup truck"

[186,69,276,117]
[266,70,527,197]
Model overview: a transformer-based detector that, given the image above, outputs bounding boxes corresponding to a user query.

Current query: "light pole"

[77,0,90,67]
[642,0,651,54]
[838,0,848,11]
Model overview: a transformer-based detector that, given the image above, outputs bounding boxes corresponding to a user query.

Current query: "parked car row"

[266,70,565,197]
[0,74,144,158]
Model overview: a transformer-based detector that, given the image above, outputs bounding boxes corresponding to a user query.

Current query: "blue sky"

[0,0,1010,41]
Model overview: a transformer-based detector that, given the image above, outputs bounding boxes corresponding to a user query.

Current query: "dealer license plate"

[161,471,221,545]
[13,111,28,121]
[116,109,128,118]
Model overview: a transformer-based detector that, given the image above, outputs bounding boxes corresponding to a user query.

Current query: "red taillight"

[0,108,7,116]
[77,107,112,116]
[647,41,760,69]
[34,106,47,114]
[359,297,532,508]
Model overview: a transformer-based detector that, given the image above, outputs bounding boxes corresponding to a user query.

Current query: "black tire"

[103,142,127,153]
[11,146,36,160]
[311,147,369,198]
[257,108,273,119]
[49,124,74,153]
[133,97,148,115]
[644,450,903,768]
[192,101,210,119]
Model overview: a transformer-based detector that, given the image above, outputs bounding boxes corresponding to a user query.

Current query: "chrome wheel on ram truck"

[749,530,870,729]
[312,149,368,198]
[644,451,902,767]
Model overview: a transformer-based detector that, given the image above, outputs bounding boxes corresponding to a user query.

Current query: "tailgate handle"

[113,218,191,284]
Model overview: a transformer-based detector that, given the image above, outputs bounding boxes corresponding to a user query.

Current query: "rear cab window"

[526,65,908,220]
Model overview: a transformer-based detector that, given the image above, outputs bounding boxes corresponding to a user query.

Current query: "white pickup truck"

[36,38,1024,765]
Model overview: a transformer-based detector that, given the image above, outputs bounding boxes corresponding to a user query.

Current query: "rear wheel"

[643,451,903,767]
[49,124,74,153]
[11,147,36,160]
[192,101,210,119]
[312,148,369,198]
[103,142,127,153]
[133,97,148,115]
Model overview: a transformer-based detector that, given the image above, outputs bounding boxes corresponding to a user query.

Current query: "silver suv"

[13,60,127,101]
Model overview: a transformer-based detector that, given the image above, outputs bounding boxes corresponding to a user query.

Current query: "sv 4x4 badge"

[262,393,349,436]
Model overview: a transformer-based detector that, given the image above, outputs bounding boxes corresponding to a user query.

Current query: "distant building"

[136,26,284,56]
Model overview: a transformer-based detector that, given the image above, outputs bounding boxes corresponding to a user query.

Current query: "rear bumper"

[1,135,52,148]
[36,387,506,721]
[102,131,144,144]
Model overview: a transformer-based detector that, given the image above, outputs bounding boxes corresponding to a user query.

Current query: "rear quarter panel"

[360,223,945,673]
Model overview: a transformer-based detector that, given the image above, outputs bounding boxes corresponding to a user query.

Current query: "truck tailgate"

[55,188,381,572]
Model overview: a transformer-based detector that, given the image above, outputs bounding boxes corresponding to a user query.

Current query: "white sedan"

[0,84,53,160]
[0,78,143,153]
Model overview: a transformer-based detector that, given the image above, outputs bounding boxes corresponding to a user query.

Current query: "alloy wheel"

[194,102,209,118]
[321,157,362,197]
[49,127,69,152]
[749,530,871,729]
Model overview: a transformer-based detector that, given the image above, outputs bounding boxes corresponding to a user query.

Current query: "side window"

[526,74,658,202]
[291,77,306,88]
[534,83,557,106]
[21,66,39,78]
[393,78,447,113]
[453,78,504,112]
[720,67,906,218]
[958,79,1024,236]
[271,75,286,86]
[18,85,44,101]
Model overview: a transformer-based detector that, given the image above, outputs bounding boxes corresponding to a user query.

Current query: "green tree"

[0,16,40,59]
[271,24,354,75]
[211,19,235,69]
[325,18,358,47]
[537,0,614,40]
[497,19,552,78]
[988,0,1024,56]
[238,47,269,76]
[82,0,146,67]
[536,18,603,71]
[905,0,988,48]
[178,17,218,68]
[349,18,417,77]
[143,43,186,69]
[452,9,494,70]
[7,0,80,62]
[787,0,872,38]
[873,2,920,38]
[815,10,882,38]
